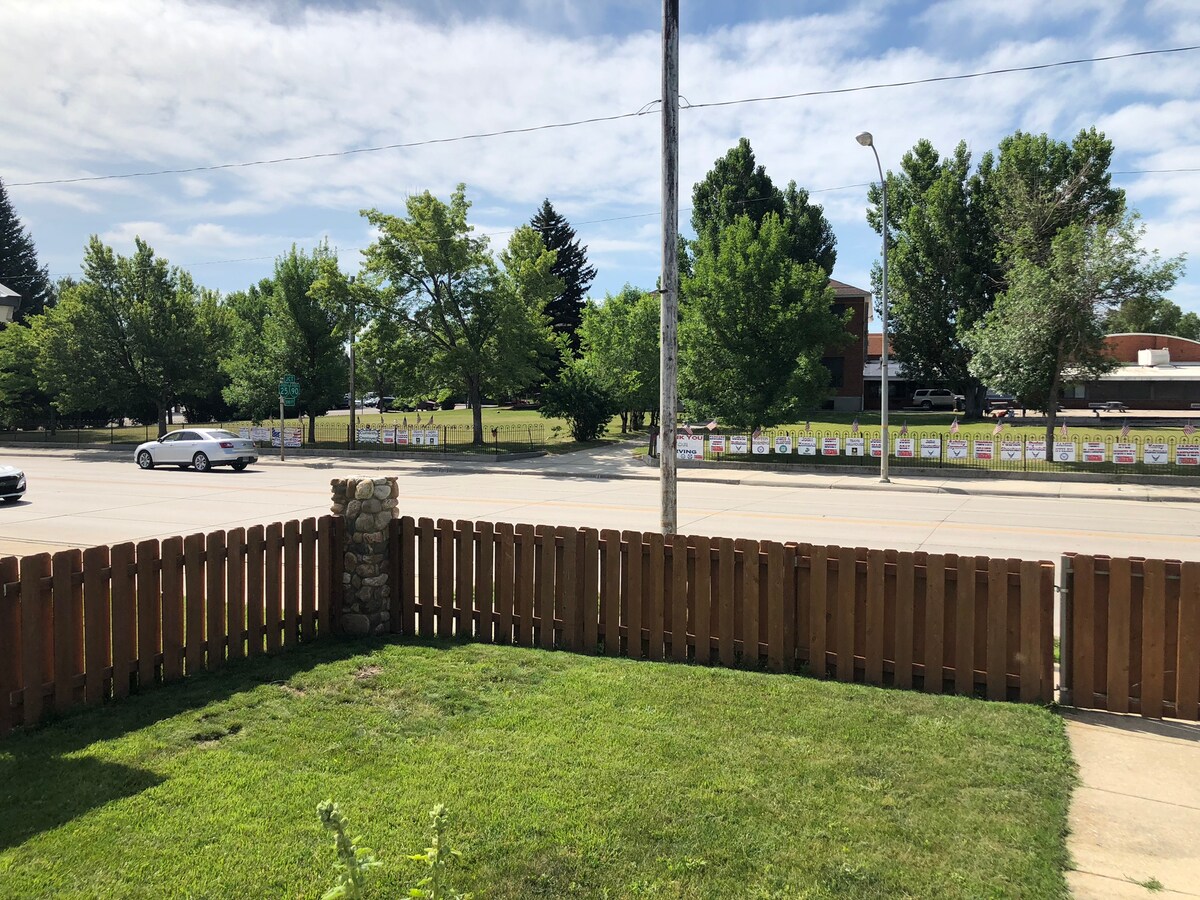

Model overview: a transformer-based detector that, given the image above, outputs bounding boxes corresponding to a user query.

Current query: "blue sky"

[2,0,1198,324]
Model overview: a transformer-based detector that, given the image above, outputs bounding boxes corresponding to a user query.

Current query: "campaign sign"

[752,436,770,454]
[251,426,271,442]
[947,439,968,460]
[238,427,250,440]
[894,438,915,458]
[1026,440,1047,461]
[1083,441,1106,463]
[869,438,883,457]
[424,429,439,447]
[1053,442,1076,462]
[774,434,793,454]
[357,428,380,444]
[382,428,396,444]
[845,437,865,457]
[797,436,818,456]
[920,438,941,459]
[1114,442,1136,464]
[973,439,994,461]
[821,437,840,456]
[677,434,705,460]
[1176,443,1200,466]
[1000,440,1023,461]
[708,435,726,454]
[412,430,426,446]
[271,427,302,448]
[729,435,749,454]
[395,429,410,446]
[1144,442,1168,465]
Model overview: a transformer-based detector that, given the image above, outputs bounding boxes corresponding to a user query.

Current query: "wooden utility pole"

[659,0,679,536]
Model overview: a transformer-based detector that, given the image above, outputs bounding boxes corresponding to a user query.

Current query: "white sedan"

[134,428,259,472]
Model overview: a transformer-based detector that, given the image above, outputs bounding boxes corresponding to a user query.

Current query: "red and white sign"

[1176,443,1200,466]
[869,438,883,457]
[676,434,705,460]
[1053,441,1076,462]
[947,439,968,460]
[894,438,915,458]
[382,428,396,444]
[774,434,793,454]
[999,440,1023,461]
[920,438,941,459]
[973,439,994,461]
[1144,442,1168,465]
[821,437,840,456]
[1114,442,1136,464]
[1083,441,1106,463]
[1025,440,1047,461]
[395,429,410,446]
[845,437,865,456]
[797,436,817,455]
[730,435,748,454]
[708,435,726,454]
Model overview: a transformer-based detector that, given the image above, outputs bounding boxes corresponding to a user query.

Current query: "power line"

[9,44,1197,188]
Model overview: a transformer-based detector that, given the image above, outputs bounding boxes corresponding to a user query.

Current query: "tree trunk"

[308,407,317,446]
[157,401,168,438]
[468,378,484,445]
[620,412,628,433]
[966,384,987,419]
[1044,369,1062,451]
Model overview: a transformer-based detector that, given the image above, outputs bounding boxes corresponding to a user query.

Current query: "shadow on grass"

[0,636,381,851]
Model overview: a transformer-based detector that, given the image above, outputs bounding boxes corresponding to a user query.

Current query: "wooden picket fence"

[1063,553,1200,720]
[387,517,1056,702]
[0,515,342,736]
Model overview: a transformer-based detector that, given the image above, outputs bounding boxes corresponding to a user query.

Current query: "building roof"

[1105,333,1200,363]
[866,333,895,358]
[829,278,870,299]
[0,282,20,301]
[1096,363,1200,382]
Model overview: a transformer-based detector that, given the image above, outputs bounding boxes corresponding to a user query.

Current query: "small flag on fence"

[1060,420,1069,438]
[682,423,693,436]
[415,414,422,426]
[993,420,1004,436]
[1120,420,1130,438]
[900,421,908,435]
[851,418,859,434]
[705,420,718,431]
[491,427,498,438]
[1185,420,1196,437]
[804,420,811,432]
[402,416,408,428]
[428,415,434,425]
[752,426,762,439]
[949,418,959,434]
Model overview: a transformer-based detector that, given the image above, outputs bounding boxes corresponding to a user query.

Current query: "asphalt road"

[0,447,1197,564]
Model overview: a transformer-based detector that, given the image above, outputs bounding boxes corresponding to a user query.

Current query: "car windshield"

[206,430,240,440]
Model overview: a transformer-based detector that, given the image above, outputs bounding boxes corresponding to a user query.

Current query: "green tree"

[680,213,846,429]
[1106,294,1200,340]
[361,185,558,444]
[0,322,54,426]
[220,278,278,422]
[34,237,222,436]
[968,214,1183,448]
[530,199,596,358]
[0,177,52,320]
[691,137,837,274]
[866,140,1001,414]
[578,285,659,431]
[539,357,620,442]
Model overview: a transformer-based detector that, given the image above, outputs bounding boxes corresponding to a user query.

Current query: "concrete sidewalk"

[1064,711,1200,898]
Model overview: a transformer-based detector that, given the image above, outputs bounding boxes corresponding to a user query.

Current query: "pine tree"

[530,199,596,356]
[0,177,52,320]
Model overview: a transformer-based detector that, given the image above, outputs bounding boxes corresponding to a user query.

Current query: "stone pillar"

[330,475,399,635]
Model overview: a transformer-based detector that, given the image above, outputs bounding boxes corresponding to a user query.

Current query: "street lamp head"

[855,132,874,147]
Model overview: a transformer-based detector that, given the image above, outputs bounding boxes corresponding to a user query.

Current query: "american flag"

[804,420,811,432]
[949,418,959,435]
[402,416,408,428]
[752,426,762,439]
[851,418,859,434]
[414,413,422,426]
[682,423,693,436]
[705,420,718,431]
[1185,420,1196,437]
[1120,420,1130,439]
[1060,420,1068,438]
[900,421,908,435]
[993,420,1004,436]
[428,415,434,426]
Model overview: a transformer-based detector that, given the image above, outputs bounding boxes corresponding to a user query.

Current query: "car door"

[156,431,184,463]
[175,431,205,465]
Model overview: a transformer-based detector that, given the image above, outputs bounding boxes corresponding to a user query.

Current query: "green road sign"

[279,374,300,406]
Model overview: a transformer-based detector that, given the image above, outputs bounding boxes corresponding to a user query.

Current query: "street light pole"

[856,132,890,484]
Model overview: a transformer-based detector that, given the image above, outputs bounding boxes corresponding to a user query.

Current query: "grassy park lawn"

[0,640,1074,899]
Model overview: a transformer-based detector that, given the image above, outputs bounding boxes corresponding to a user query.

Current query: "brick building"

[821,279,870,411]
[1063,333,1200,410]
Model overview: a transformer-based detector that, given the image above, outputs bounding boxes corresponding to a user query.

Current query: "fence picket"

[184,534,206,672]
[766,542,785,672]
[246,526,265,655]
[1107,558,1132,712]
[264,522,283,654]
[417,517,435,638]
[739,539,760,668]
[206,531,227,667]
[581,528,599,655]
[1,557,20,734]
[600,529,621,656]
[646,532,665,661]
[283,520,300,648]
[895,553,915,689]
[558,525,578,652]
[809,546,828,677]
[671,535,688,662]
[924,554,945,693]
[227,528,246,659]
[1177,562,1200,721]
[1073,555,1096,708]
[987,558,1008,701]
[81,546,110,705]
[20,553,52,724]
[136,540,161,688]
[536,525,555,649]
[301,518,317,640]
[161,537,184,680]
[836,546,855,682]
[691,536,712,664]
[624,530,644,659]
[110,544,135,700]
[436,519,455,639]
[317,518,332,638]
[515,524,535,646]
[865,549,885,685]
[954,557,975,696]
[493,523,515,644]
[455,520,474,640]
[476,521,495,644]
[398,516,416,637]
[52,549,83,712]
[1019,560,1042,702]
[1142,559,1167,719]
[717,538,735,667]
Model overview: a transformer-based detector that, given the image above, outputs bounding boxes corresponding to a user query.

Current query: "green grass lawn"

[0,639,1074,899]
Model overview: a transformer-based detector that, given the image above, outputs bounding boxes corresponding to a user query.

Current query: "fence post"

[330,476,398,635]
[1058,555,1072,706]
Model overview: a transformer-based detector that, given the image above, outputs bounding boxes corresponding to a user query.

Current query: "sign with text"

[797,436,818,456]
[1114,442,1136,464]
[357,428,380,444]
[973,439,994,461]
[729,435,748,454]
[271,427,302,448]
[894,438,915,458]
[845,437,865,457]
[774,434,793,454]
[708,435,726,454]
[947,439,968,460]
[1053,442,1076,462]
[999,440,1023,461]
[920,438,941,459]
[869,438,883,457]
[677,434,705,460]
[394,429,410,446]
[752,435,770,454]
[423,429,439,447]
[1026,440,1047,461]
[1083,441,1106,463]
[821,437,840,456]
[1144,442,1168,464]
[1177,443,1200,466]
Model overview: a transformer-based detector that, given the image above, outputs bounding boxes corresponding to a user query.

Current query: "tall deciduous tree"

[968,214,1183,448]
[691,137,837,274]
[1106,295,1200,340]
[0,322,54,426]
[33,237,223,435]
[530,199,596,357]
[0,177,52,320]
[361,185,559,444]
[680,213,846,428]
[578,285,660,431]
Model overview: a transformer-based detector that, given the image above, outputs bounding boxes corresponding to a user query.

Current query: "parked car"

[134,429,259,472]
[416,399,438,411]
[362,392,380,408]
[984,391,1017,411]
[378,396,398,412]
[0,464,26,503]
[911,388,965,411]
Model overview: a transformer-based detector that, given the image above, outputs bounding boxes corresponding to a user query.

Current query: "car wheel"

[921,400,933,410]
[192,452,211,472]
[137,450,155,470]
[231,461,247,471]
